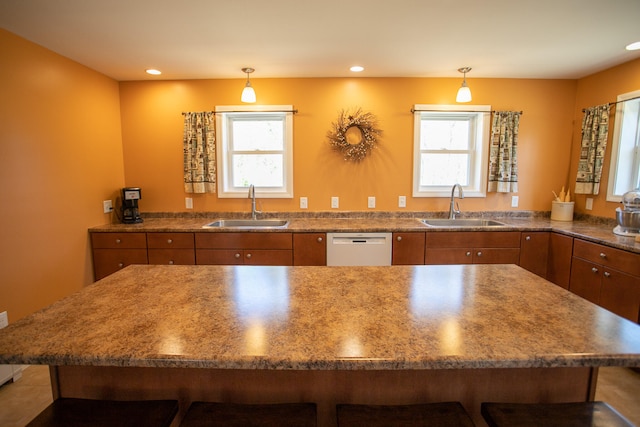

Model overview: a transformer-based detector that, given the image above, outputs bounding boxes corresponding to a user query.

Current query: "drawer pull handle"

[246,253,252,259]
[525,236,531,241]
[234,253,241,259]
[169,260,174,265]
[115,239,121,244]
[603,271,611,278]
[167,239,173,244]
[466,251,471,256]
[317,237,323,243]
[592,267,598,273]
[599,252,606,259]
[397,236,403,241]
[477,251,482,257]
[118,262,124,268]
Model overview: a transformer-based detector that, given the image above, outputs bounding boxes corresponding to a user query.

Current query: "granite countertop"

[89,213,640,254]
[1,264,639,370]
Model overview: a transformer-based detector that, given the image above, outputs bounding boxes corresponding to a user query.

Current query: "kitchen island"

[1,264,639,426]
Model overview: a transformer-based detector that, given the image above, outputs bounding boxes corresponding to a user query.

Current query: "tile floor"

[0,365,638,426]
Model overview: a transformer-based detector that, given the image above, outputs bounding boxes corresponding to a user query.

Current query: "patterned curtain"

[575,104,610,195]
[488,111,521,193]
[183,112,216,193]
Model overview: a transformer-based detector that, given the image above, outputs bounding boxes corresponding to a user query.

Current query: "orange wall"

[570,58,640,218]
[120,77,577,213]
[0,30,125,321]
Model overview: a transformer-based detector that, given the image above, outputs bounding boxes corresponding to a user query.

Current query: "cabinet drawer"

[425,248,473,264]
[147,233,194,249]
[93,248,148,280]
[197,249,244,265]
[195,232,292,249]
[91,232,147,249]
[425,231,521,248]
[148,249,195,265]
[573,239,640,276]
[196,249,292,265]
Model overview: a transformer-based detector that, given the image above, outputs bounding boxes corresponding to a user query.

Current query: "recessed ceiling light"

[350,66,364,72]
[145,69,162,75]
[625,41,640,51]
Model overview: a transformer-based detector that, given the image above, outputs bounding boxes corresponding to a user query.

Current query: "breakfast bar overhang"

[1,264,639,426]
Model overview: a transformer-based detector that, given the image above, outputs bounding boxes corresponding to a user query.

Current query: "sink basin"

[202,219,289,229]
[422,219,506,227]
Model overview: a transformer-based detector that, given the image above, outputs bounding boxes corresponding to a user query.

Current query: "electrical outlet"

[331,197,339,209]
[103,200,113,213]
[398,196,406,208]
[511,196,519,208]
[368,196,376,209]
[586,198,593,210]
[0,311,8,329]
[300,197,308,209]
[185,197,193,209]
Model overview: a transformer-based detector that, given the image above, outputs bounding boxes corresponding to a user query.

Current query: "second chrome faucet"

[248,184,262,220]
[449,183,464,219]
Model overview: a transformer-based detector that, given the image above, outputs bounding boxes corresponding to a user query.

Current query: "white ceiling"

[1,0,640,81]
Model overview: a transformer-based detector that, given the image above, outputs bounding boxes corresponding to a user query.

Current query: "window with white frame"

[412,104,491,197]
[215,105,293,198]
[607,90,640,201]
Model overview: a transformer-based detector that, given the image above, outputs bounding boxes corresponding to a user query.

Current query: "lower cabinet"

[519,231,549,278]
[147,233,195,265]
[293,233,326,266]
[545,233,573,289]
[91,232,148,280]
[392,232,425,265]
[424,231,521,265]
[195,232,293,266]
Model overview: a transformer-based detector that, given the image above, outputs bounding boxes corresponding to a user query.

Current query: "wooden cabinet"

[546,233,573,289]
[195,232,293,266]
[293,233,326,265]
[147,233,195,265]
[569,239,640,323]
[424,231,521,265]
[91,232,148,280]
[392,232,425,265]
[519,231,549,278]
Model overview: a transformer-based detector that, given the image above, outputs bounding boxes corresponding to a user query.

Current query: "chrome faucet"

[248,184,261,220]
[449,183,464,219]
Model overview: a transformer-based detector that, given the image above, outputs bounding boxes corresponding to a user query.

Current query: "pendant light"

[241,67,256,103]
[456,67,472,103]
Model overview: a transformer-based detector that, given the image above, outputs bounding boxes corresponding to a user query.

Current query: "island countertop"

[1,264,639,370]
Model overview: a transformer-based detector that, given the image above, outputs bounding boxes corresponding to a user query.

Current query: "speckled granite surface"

[89,212,640,254]
[1,264,639,370]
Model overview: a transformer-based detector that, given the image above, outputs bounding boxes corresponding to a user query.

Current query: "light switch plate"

[300,197,308,209]
[586,198,593,210]
[331,197,339,209]
[0,311,8,329]
[185,197,193,209]
[368,196,376,209]
[511,196,519,208]
[103,200,113,213]
[398,196,406,208]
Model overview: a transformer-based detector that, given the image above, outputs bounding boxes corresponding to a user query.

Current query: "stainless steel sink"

[202,219,289,229]
[421,218,506,227]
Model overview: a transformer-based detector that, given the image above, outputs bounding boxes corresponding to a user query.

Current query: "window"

[607,90,640,201]
[216,105,293,198]
[413,104,491,197]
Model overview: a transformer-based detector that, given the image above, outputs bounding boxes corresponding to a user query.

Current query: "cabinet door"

[473,248,521,264]
[600,268,640,323]
[569,257,602,305]
[546,233,573,289]
[293,233,326,266]
[245,250,292,266]
[519,232,550,277]
[196,249,243,265]
[392,232,425,265]
[148,249,195,265]
[93,248,148,280]
[425,248,473,265]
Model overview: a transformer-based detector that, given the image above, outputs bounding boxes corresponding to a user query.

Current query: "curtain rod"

[410,108,523,114]
[182,109,298,115]
[581,95,640,112]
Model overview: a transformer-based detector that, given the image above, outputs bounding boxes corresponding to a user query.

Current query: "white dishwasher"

[326,232,392,266]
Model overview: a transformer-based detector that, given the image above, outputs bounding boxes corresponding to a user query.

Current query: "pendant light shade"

[456,67,472,103]
[241,67,256,103]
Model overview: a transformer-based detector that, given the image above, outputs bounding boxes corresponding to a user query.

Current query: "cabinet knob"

[167,239,173,244]
[599,252,607,259]
[466,251,471,257]
[168,260,174,265]
[592,267,599,273]
[317,237,323,243]
[397,236,402,241]
[115,239,121,244]
[234,253,241,259]
[246,253,252,259]
[525,235,531,241]
[603,271,611,278]
[118,262,124,268]
[477,251,482,257]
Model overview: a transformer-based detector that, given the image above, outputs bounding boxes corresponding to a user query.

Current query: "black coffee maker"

[121,187,143,224]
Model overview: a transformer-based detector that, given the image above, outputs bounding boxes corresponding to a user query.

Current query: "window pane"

[420,153,469,186]
[232,154,283,187]
[421,119,469,150]
[613,99,640,195]
[232,119,284,151]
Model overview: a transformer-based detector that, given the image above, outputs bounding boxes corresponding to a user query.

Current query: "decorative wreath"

[327,108,382,162]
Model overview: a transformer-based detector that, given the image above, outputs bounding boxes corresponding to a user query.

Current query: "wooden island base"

[51,365,596,427]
